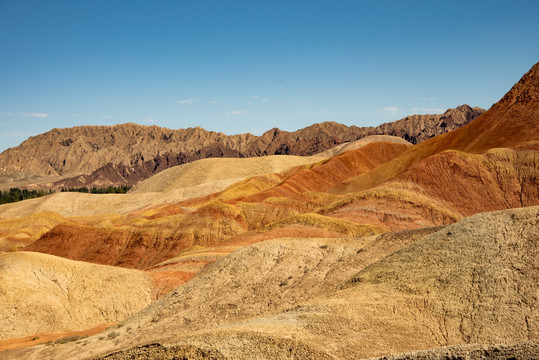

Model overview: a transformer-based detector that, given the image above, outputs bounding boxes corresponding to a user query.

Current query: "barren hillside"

[4,206,537,359]
[0,251,152,340]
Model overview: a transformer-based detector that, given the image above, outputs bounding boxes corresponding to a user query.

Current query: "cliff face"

[0,105,484,189]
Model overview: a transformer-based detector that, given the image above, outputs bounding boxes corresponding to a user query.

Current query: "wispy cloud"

[145,116,156,123]
[0,112,14,116]
[379,107,399,112]
[1,131,37,137]
[208,99,218,104]
[176,98,197,104]
[24,112,49,118]
[252,95,269,102]
[411,107,445,113]
[226,110,248,116]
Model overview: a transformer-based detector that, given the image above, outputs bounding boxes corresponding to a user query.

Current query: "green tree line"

[60,185,132,194]
[0,188,53,205]
[0,185,132,205]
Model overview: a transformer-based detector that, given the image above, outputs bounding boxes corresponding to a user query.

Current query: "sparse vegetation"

[107,331,120,339]
[0,185,133,205]
[55,335,87,344]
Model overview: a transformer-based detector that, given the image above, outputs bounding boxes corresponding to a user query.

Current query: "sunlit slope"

[0,212,69,251]
[321,144,539,230]
[314,135,411,157]
[332,62,539,194]
[0,251,152,340]
[236,141,412,201]
[102,207,539,359]
[9,206,537,359]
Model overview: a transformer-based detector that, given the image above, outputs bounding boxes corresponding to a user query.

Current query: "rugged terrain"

[4,206,538,359]
[0,105,482,189]
[0,63,537,359]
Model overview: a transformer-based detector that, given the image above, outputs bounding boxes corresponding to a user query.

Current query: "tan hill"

[0,105,482,190]
[130,154,326,194]
[4,206,537,359]
[0,251,152,340]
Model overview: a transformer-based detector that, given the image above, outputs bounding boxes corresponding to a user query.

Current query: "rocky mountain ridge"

[0,105,484,189]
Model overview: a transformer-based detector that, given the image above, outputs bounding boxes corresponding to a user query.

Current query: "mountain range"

[0,105,483,190]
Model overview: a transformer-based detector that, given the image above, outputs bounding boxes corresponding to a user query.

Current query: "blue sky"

[0,0,538,152]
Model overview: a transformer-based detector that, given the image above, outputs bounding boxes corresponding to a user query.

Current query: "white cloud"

[176,98,197,104]
[251,95,259,99]
[226,110,248,116]
[261,98,269,102]
[208,99,218,104]
[24,112,49,118]
[1,131,36,137]
[379,107,399,112]
[412,107,446,113]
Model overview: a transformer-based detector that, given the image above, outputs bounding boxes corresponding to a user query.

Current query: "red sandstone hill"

[331,61,539,194]
[0,105,483,190]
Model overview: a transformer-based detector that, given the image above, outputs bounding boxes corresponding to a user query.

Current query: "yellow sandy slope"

[0,251,152,340]
[130,154,327,194]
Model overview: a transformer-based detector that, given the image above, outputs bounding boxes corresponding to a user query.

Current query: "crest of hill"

[0,105,483,189]
[332,62,539,194]
[0,251,152,340]
[9,206,538,359]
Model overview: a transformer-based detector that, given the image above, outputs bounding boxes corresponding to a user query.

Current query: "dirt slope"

[0,106,482,189]
[5,206,537,359]
[0,251,152,340]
